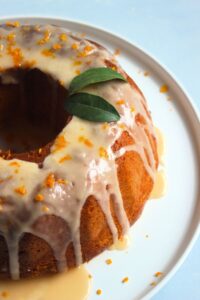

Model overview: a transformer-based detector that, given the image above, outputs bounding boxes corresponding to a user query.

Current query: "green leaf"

[69,67,126,95]
[65,93,120,122]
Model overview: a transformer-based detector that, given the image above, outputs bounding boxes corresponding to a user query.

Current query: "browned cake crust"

[0,66,158,279]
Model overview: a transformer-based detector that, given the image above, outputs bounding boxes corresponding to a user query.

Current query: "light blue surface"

[0,1,199,299]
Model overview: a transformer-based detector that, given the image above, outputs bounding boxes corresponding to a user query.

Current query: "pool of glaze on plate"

[0,265,90,300]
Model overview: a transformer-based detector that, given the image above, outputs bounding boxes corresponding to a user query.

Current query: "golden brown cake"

[0,22,158,280]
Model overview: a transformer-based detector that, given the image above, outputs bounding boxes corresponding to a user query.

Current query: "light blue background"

[0,0,199,299]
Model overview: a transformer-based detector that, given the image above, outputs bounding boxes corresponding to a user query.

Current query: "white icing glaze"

[0,265,90,300]
[0,24,157,279]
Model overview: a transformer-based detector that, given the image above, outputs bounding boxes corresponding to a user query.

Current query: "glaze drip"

[0,24,157,279]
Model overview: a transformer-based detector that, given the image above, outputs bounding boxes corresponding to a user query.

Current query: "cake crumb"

[160,84,169,93]
[154,271,163,277]
[96,289,102,295]
[88,274,92,279]
[145,234,149,238]
[121,276,129,283]
[150,281,157,286]
[105,258,112,265]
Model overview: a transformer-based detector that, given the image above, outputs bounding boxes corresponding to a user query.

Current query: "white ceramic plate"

[1,17,200,300]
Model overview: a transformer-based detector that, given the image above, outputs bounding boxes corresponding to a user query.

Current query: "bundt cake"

[0,22,158,280]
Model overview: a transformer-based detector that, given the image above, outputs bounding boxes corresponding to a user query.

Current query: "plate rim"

[0,15,200,300]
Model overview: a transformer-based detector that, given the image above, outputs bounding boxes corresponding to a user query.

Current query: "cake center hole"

[0,68,69,154]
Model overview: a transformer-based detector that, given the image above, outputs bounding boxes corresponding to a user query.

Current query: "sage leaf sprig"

[65,93,120,122]
[69,67,126,95]
[66,67,126,122]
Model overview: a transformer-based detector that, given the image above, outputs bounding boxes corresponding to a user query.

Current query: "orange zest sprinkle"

[160,84,169,93]
[130,105,135,112]
[9,161,20,167]
[57,178,66,185]
[96,289,102,295]
[111,65,117,71]
[53,135,68,152]
[6,33,16,44]
[59,33,67,41]
[84,45,94,53]
[144,71,149,76]
[75,69,81,75]
[105,258,112,265]
[7,46,23,67]
[23,59,36,68]
[122,277,129,283]
[77,45,94,57]
[1,291,9,298]
[78,136,93,148]
[45,173,55,188]
[14,185,27,196]
[0,176,12,184]
[37,30,51,45]
[6,21,20,27]
[52,43,62,50]
[73,60,82,66]
[154,271,163,277]
[116,99,125,105]
[34,25,41,32]
[99,147,108,159]
[59,80,65,86]
[0,201,3,212]
[114,48,121,56]
[41,48,55,58]
[71,43,78,50]
[42,205,50,213]
[118,123,126,130]
[59,154,72,163]
[101,122,109,130]
[35,193,44,202]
